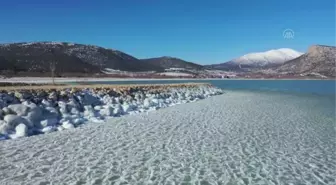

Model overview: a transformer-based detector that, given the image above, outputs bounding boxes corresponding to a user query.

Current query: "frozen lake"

[0,90,334,184]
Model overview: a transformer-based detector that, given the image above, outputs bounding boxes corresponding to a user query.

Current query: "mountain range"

[0,42,334,78]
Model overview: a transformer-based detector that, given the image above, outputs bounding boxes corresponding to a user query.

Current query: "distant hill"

[0,42,162,76]
[141,56,203,70]
[206,48,303,71]
[276,45,336,77]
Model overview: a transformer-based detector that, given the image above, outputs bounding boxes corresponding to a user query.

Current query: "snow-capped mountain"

[206,48,304,71]
[231,48,303,66]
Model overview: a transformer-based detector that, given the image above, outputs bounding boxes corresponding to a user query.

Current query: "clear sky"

[0,0,335,64]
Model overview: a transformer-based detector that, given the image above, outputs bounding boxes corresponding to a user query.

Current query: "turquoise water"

[82,80,336,95]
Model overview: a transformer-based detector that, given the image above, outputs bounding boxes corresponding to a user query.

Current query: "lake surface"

[82,79,336,96]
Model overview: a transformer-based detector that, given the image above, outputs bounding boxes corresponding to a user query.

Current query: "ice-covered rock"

[41,126,56,133]
[94,105,103,111]
[73,118,85,125]
[62,120,74,129]
[14,123,28,138]
[40,118,58,128]
[14,91,31,100]
[58,101,68,114]
[8,104,29,116]
[122,104,131,113]
[84,105,95,117]
[81,93,100,106]
[4,114,27,129]
[2,107,14,115]
[143,98,151,108]
[99,106,113,116]
[70,107,80,115]
[0,120,10,135]
[113,104,123,116]
[42,99,52,107]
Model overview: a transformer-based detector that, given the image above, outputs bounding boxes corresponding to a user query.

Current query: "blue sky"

[0,0,334,64]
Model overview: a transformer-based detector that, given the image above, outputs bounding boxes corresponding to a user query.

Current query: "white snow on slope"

[231,48,303,66]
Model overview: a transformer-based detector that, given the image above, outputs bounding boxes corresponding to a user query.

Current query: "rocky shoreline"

[0,83,223,140]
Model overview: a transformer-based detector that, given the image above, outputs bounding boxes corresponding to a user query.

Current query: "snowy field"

[0,91,335,184]
[0,77,225,84]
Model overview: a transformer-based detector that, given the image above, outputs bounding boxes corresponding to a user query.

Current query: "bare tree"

[50,49,57,85]
[50,61,56,85]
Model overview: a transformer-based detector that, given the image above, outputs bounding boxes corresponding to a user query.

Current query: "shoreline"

[0,77,334,84]
[0,83,223,140]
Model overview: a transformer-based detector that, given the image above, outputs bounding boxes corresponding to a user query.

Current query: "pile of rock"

[0,83,223,140]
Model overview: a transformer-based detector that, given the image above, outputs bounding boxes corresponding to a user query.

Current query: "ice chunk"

[14,123,28,138]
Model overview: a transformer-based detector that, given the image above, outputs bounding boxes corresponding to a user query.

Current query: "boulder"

[22,101,37,109]
[81,93,100,106]
[40,118,58,128]
[70,107,80,115]
[94,105,103,111]
[8,104,30,116]
[14,91,31,100]
[143,98,151,108]
[122,103,130,112]
[113,104,123,116]
[99,106,113,116]
[4,114,27,129]
[41,126,56,133]
[2,107,14,115]
[62,120,74,129]
[42,99,53,107]
[73,118,85,125]
[15,123,28,138]
[0,120,10,135]
[25,107,43,122]
[84,105,95,117]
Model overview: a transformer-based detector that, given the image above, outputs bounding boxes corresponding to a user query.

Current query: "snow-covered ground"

[0,85,223,140]
[0,77,227,84]
[0,90,334,184]
[159,72,194,77]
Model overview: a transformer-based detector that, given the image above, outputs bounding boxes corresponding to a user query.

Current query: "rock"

[99,106,113,116]
[82,93,100,106]
[57,126,64,131]
[2,107,14,115]
[143,98,151,108]
[25,107,43,122]
[15,123,28,138]
[94,105,103,111]
[70,107,80,115]
[122,104,131,113]
[4,114,27,129]
[40,118,58,128]
[84,105,95,117]
[113,104,123,116]
[73,118,85,125]
[151,98,159,105]
[22,101,37,109]
[0,121,10,135]
[48,91,58,100]
[8,104,30,116]
[14,91,31,100]
[58,101,68,114]
[41,126,56,133]
[62,121,74,129]
[42,99,53,107]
